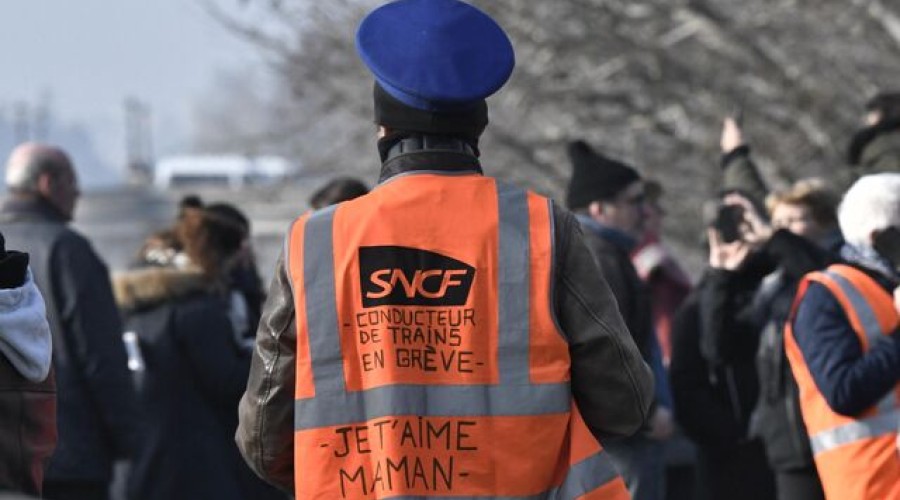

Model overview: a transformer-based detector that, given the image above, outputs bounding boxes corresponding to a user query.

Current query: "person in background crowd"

[670,192,777,500]
[177,194,203,218]
[566,139,673,500]
[785,173,900,500]
[0,143,138,500]
[308,176,369,209]
[717,117,837,500]
[135,196,266,349]
[113,206,285,500]
[237,1,653,498]
[0,233,56,496]
[631,179,693,366]
[847,91,900,175]
[630,179,695,499]
[204,202,266,345]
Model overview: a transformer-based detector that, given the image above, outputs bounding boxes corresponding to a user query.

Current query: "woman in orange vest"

[236,0,656,498]
[785,172,900,500]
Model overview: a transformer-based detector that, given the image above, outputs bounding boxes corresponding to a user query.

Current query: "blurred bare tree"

[198,0,900,272]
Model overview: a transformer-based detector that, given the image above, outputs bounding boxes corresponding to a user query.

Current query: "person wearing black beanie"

[566,140,642,210]
[566,140,646,240]
[566,139,674,500]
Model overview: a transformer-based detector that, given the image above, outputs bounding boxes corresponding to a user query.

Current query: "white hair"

[838,173,900,247]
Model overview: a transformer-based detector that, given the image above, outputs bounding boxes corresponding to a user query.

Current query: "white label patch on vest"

[359,246,475,307]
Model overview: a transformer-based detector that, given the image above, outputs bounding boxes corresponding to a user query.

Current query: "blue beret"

[356,0,515,112]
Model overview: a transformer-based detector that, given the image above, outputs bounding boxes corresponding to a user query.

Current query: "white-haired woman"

[785,173,900,500]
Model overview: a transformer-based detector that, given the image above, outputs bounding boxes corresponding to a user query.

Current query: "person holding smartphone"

[671,114,842,500]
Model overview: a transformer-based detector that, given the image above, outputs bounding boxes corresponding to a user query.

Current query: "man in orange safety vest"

[236,1,654,498]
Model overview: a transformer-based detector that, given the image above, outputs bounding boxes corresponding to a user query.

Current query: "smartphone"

[713,204,745,243]
[872,226,900,271]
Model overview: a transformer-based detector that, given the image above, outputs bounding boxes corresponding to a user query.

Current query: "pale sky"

[0,0,265,182]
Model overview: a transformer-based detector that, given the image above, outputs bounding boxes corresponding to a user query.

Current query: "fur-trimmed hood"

[112,266,224,311]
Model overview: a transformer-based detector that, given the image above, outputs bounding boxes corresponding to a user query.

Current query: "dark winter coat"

[694,231,836,469]
[0,197,138,482]
[670,283,776,500]
[576,219,655,360]
[847,118,900,176]
[671,274,760,449]
[750,270,816,471]
[112,265,285,500]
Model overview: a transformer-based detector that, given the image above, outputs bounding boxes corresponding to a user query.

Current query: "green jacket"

[848,120,900,178]
[721,145,768,205]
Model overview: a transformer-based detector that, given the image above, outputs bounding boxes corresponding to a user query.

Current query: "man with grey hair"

[784,173,900,500]
[0,143,138,500]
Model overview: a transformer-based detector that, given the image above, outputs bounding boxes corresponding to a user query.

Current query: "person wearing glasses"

[566,139,674,500]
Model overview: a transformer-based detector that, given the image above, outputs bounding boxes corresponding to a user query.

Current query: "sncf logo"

[359,246,475,307]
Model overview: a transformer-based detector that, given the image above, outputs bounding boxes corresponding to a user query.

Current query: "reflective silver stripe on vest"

[295,382,570,430]
[809,409,900,455]
[303,205,344,394]
[497,182,531,385]
[371,450,620,500]
[823,271,886,347]
[821,271,898,412]
[550,449,622,499]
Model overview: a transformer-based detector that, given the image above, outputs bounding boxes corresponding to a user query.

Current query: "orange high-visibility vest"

[785,264,900,500]
[285,172,629,499]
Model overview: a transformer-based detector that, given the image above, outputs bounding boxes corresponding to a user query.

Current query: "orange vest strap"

[818,268,891,349]
[809,408,900,455]
[295,182,571,429]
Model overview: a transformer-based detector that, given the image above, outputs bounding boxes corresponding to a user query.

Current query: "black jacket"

[695,230,836,470]
[847,118,900,175]
[576,223,654,360]
[113,265,285,500]
[671,276,757,450]
[672,285,778,500]
[0,197,138,482]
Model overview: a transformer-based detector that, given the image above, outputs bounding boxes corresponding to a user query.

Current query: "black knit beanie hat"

[565,140,641,210]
